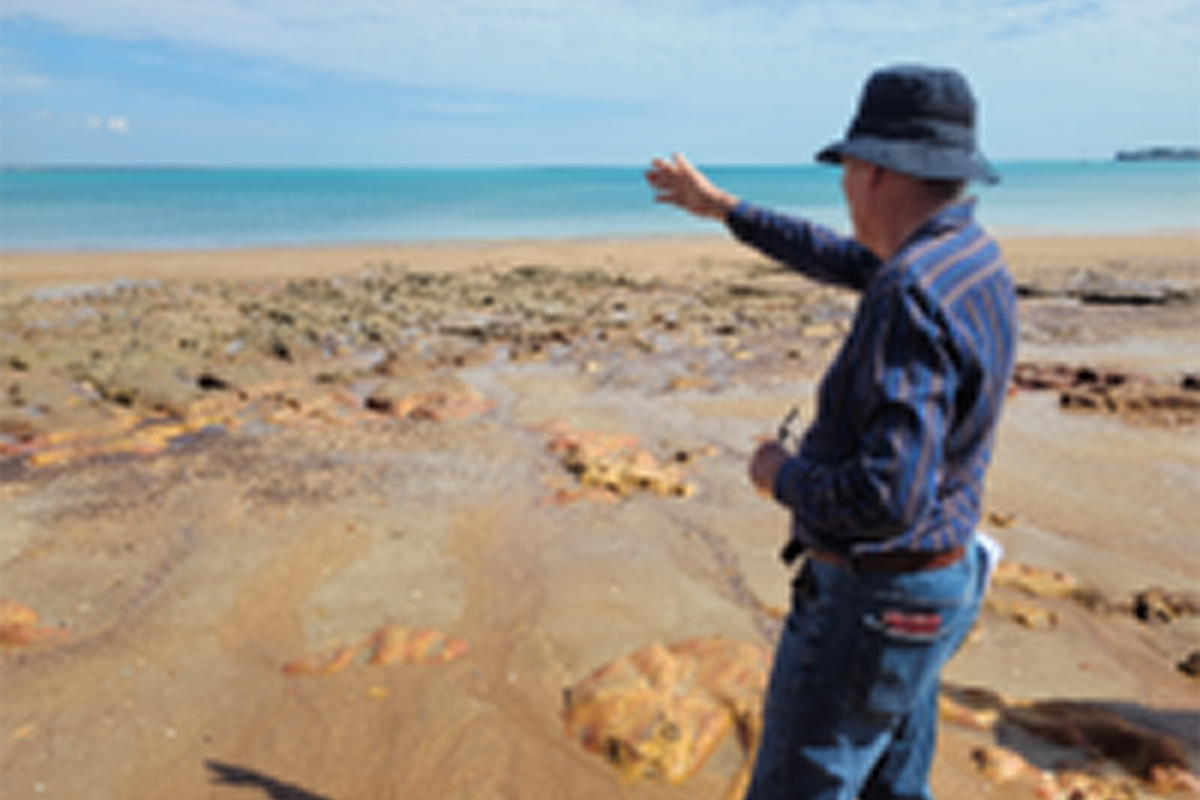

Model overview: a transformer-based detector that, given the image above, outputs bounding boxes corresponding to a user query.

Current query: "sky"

[0,0,1197,166]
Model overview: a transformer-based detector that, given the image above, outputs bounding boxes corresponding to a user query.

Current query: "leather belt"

[808,545,966,574]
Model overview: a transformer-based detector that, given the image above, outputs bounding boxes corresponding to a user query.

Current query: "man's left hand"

[749,441,790,496]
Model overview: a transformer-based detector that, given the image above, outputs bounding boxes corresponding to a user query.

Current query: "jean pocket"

[851,605,955,719]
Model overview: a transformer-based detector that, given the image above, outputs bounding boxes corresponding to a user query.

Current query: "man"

[646,65,1017,799]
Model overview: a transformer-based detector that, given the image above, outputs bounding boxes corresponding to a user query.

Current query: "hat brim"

[817,138,999,185]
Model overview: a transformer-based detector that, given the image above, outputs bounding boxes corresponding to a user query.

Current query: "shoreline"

[1,230,1197,287]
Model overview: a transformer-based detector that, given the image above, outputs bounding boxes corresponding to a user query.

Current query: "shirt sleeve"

[725,201,881,292]
[772,281,956,546]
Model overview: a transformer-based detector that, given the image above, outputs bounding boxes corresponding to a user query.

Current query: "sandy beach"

[1,232,1198,800]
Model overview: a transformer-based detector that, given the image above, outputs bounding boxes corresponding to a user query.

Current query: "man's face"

[840,157,873,245]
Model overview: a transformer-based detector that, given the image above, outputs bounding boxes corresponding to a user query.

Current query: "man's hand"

[749,441,790,496]
[646,153,738,221]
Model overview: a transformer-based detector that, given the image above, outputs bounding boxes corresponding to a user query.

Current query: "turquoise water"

[1,161,1197,252]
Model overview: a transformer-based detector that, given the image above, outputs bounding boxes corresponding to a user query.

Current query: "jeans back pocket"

[853,603,956,719]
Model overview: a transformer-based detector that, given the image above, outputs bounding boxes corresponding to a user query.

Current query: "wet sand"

[1,232,1198,800]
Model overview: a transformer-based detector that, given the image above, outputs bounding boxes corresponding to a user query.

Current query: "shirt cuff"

[724,200,757,234]
[772,455,806,511]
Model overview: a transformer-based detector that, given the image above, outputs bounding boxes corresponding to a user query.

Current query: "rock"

[1014,362,1132,395]
[971,745,1031,784]
[1012,362,1200,425]
[562,637,769,799]
[0,600,40,628]
[992,561,1080,599]
[0,600,68,648]
[92,357,206,416]
[665,374,713,393]
[540,423,702,501]
[365,625,469,666]
[280,644,363,677]
[985,597,1059,629]
[1067,273,1193,306]
[1177,650,1200,678]
[1133,587,1200,624]
[939,695,1001,731]
[365,374,493,422]
[282,623,469,677]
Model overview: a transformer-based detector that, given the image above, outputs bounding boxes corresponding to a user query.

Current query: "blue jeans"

[745,539,986,800]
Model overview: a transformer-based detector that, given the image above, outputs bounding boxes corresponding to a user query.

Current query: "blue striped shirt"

[727,199,1018,556]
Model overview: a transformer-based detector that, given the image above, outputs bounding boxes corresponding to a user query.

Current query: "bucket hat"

[817,65,998,184]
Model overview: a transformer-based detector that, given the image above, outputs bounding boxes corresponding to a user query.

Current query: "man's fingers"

[647,157,684,185]
[670,152,694,172]
[647,152,734,219]
[646,159,689,207]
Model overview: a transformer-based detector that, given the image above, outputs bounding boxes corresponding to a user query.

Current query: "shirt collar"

[893,197,977,261]
[916,197,976,238]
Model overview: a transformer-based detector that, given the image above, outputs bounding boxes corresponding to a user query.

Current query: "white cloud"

[9,0,1191,103]
[87,115,131,134]
[1,0,1195,159]
[1,72,49,90]
[3,1,1195,103]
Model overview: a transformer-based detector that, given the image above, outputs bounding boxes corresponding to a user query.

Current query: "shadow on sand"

[943,685,1200,779]
[205,761,337,800]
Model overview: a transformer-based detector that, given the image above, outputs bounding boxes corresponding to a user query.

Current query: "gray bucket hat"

[817,65,999,184]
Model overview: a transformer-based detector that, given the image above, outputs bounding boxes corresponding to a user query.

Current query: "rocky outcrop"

[281,623,469,677]
[0,263,849,471]
[1012,362,1200,425]
[538,421,714,503]
[562,637,769,800]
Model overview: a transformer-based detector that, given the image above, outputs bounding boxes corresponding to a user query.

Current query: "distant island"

[1115,147,1200,162]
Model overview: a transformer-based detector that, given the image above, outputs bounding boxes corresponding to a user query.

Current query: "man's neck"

[873,195,958,261]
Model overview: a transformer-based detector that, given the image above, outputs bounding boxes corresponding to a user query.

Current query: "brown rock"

[541,423,700,501]
[1133,587,1200,624]
[992,561,1080,598]
[971,745,1031,784]
[986,597,1059,629]
[562,637,768,799]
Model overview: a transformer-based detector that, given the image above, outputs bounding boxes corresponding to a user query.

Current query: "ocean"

[1,161,1197,252]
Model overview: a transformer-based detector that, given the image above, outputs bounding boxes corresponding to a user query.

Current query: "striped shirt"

[727,199,1018,556]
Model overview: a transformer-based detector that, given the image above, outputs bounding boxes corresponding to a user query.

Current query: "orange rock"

[0,600,39,628]
[971,745,1032,784]
[992,560,1080,598]
[986,597,1059,629]
[540,422,700,501]
[1148,764,1200,794]
[280,644,362,677]
[562,637,768,794]
[283,623,468,677]
[938,694,1000,731]
[365,376,492,422]
[1036,770,1140,800]
[0,600,68,647]
[0,624,68,646]
[366,624,469,666]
